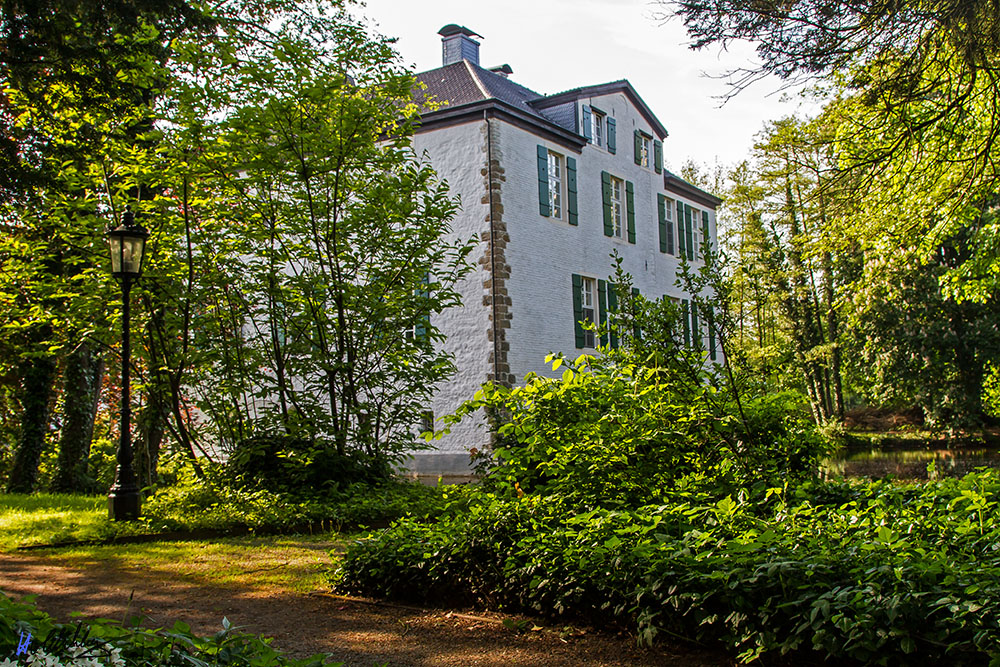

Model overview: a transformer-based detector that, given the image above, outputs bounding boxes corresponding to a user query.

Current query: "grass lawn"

[32,534,346,594]
[0,493,112,550]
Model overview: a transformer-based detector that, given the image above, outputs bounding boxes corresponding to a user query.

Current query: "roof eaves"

[663,171,723,209]
[530,80,668,140]
[416,98,587,151]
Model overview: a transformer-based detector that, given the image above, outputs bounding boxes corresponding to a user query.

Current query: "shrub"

[141,474,452,534]
[443,354,824,507]
[337,470,1000,664]
[225,435,390,496]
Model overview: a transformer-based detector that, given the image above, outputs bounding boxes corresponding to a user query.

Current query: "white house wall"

[403,95,721,479]
[408,119,493,478]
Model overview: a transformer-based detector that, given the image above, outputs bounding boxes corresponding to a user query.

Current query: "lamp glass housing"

[107,222,148,278]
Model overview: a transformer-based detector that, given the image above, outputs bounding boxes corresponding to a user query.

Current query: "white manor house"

[406,25,722,479]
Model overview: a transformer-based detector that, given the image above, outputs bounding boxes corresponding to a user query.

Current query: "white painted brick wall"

[404,94,722,478]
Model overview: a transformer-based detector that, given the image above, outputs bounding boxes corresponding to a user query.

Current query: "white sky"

[355,0,816,175]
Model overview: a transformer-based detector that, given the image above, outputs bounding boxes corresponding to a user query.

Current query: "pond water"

[823,448,1000,480]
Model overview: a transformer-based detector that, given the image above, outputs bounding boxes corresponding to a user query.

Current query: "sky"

[355,0,818,174]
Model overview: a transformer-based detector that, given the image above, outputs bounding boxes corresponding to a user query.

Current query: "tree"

[159,4,474,465]
[0,0,211,491]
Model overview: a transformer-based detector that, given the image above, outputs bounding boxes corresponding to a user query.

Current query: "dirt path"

[0,549,733,666]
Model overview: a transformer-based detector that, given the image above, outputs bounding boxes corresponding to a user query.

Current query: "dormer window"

[582,105,616,153]
[592,109,605,147]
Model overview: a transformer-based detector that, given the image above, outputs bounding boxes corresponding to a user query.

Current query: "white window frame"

[610,176,624,238]
[548,150,564,220]
[592,110,605,148]
[640,134,651,168]
[581,276,597,348]
[665,197,674,252]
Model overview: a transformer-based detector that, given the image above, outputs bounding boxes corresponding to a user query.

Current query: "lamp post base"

[108,489,141,521]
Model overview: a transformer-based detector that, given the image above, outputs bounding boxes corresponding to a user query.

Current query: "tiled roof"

[414,61,557,123]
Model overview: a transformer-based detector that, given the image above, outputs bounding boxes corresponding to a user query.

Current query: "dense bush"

[444,354,827,508]
[142,472,452,534]
[0,592,340,666]
[225,435,391,496]
[336,350,1000,663]
[337,470,1000,664]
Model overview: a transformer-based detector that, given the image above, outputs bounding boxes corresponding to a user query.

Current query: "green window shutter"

[708,305,717,361]
[657,194,667,253]
[631,287,641,340]
[691,301,702,350]
[681,299,690,347]
[567,156,578,225]
[537,145,550,217]
[607,284,619,349]
[601,171,613,236]
[633,130,642,165]
[676,200,686,258]
[607,117,616,154]
[582,105,592,141]
[598,279,608,347]
[625,181,636,244]
[654,139,663,174]
[684,204,694,260]
[702,210,711,258]
[572,274,585,349]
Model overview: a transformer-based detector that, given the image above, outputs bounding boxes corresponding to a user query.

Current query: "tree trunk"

[6,353,58,493]
[135,373,167,489]
[51,344,103,492]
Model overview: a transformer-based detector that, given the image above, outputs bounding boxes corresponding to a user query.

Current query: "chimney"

[489,64,513,78]
[439,24,482,67]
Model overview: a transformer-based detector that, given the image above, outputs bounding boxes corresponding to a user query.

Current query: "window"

[548,151,563,219]
[634,130,652,167]
[610,176,624,238]
[537,145,577,224]
[592,110,605,147]
[658,194,675,254]
[690,206,701,259]
[581,277,596,348]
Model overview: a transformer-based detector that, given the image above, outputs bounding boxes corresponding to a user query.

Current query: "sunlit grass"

[33,534,348,594]
[0,493,108,550]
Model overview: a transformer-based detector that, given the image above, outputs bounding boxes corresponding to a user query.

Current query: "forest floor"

[0,536,735,667]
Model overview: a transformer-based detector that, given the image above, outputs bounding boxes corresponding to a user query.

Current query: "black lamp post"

[107,207,149,521]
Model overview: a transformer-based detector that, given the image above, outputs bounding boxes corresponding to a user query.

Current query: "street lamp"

[107,207,149,521]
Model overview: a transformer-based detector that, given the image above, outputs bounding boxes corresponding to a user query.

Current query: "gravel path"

[0,550,734,666]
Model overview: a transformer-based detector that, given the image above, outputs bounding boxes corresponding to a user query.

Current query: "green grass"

[35,534,346,594]
[0,493,112,550]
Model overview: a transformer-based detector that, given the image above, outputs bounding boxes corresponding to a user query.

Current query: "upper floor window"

[537,145,578,225]
[610,176,624,238]
[635,130,653,168]
[548,151,563,219]
[583,105,616,153]
[592,110,605,147]
[690,205,702,258]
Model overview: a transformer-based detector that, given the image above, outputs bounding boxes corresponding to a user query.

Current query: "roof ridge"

[464,60,490,99]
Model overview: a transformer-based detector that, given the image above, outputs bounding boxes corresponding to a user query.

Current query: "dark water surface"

[823,448,1000,479]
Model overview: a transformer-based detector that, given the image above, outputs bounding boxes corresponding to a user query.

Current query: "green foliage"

[445,353,825,507]
[984,364,1000,419]
[224,435,390,496]
[339,470,1000,664]
[0,591,341,666]
[141,475,451,534]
